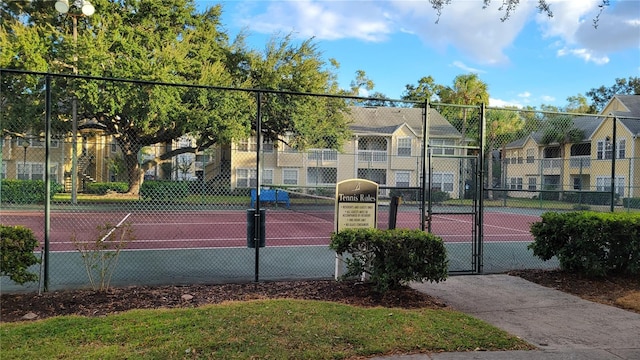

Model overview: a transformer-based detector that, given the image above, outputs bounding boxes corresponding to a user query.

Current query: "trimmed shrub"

[139,180,189,201]
[622,198,640,209]
[330,228,448,292]
[85,182,129,195]
[1,179,62,204]
[0,225,41,284]
[529,211,640,276]
[430,190,450,204]
[563,191,618,206]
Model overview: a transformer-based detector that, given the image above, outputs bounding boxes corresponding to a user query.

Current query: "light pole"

[55,0,94,204]
[21,138,30,179]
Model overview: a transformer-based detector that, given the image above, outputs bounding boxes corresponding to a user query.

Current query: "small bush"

[1,179,62,204]
[85,182,129,195]
[72,222,134,291]
[529,211,640,276]
[0,225,41,284]
[330,228,448,292]
[140,180,189,201]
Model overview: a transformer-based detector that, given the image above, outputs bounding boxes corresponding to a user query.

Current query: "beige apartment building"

[502,95,640,199]
[206,106,465,197]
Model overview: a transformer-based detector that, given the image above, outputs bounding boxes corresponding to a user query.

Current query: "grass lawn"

[1,299,531,359]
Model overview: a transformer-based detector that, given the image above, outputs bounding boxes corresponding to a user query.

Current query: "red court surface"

[1,209,538,252]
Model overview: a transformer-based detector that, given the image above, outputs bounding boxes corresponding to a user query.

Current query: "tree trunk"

[124,151,144,195]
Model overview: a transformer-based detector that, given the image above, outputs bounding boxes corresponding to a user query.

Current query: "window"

[431,172,454,192]
[528,178,537,191]
[508,177,523,190]
[237,137,273,153]
[596,139,613,160]
[236,168,272,187]
[262,169,273,185]
[1,161,6,179]
[397,138,411,157]
[429,139,455,155]
[111,137,118,153]
[618,139,626,159]
[395,172,410,187]
[17,162,58,181]
[596,176,625,196]
[526,149,535,163]
[282,168,298,185]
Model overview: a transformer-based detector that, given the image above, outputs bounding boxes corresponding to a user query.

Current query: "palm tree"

[438,74,489,143]
[486,109,523,200]
[540,115,584,199]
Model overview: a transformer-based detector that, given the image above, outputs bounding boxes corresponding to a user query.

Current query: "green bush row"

[330,228,448,292]
[0,225,40,284]
[529,211,640,276]
[622,198,640,209]
[85,182,129,195]
[1,179,62,204]
[562,191,619,205]
[140,180,189,201]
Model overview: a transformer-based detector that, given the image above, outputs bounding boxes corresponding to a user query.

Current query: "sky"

[197,0,640,109]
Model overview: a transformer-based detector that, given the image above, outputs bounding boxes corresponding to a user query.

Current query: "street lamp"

[21,138,30,179]
[55,0,94,204]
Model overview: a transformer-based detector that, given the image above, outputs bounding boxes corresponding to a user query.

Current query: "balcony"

[569,156,590,169]
[358,150,387,163]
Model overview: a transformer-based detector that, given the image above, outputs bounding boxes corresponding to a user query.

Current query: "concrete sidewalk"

[372,274,640,360]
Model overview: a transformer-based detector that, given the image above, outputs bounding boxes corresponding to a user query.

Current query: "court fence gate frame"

[1,68,635,293]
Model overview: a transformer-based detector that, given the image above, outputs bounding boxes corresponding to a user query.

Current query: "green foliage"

[330,228,448,292]
[0,180,62,204]
[430,190,451,204]
[140,180,189,201]
[563,191,618,206]
[529,212,640,276]
[622,198,640,209]
[85,182,129,195]
[0,225,40,284]
[71,222,134,291]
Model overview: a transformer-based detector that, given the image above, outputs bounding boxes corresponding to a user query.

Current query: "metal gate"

[423,105,486,274]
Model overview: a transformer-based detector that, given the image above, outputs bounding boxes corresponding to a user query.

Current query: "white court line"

[100,213,132,242]
[433,215,531,234]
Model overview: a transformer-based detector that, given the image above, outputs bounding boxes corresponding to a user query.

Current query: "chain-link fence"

[2,69,638,292]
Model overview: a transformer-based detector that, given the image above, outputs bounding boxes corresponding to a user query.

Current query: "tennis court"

[2,205,539,252]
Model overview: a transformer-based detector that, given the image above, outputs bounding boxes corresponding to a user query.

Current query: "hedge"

[529,211,640,276]
[622,198,640,209]
[139,180,189,201]
[330,228,448,292]
[85,182,129,195]
[1,179,62,204]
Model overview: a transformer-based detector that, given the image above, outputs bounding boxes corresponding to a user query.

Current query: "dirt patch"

[3,270,639,322]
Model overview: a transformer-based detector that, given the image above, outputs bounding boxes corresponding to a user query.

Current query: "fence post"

[610,117,616,212]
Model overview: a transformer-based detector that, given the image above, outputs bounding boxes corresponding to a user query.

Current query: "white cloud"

[538,0,638,63]
[540,95,556,103]
[557,47,609,65]
[489,97,522,108]
[518,91,531,99]
[236,0,393,42]
[451,61,486,73]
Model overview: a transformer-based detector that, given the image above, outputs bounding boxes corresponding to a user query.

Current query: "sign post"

[334,179,378,279]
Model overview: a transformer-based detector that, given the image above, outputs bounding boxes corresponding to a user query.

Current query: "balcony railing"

[541,158,561,169]
[358,150,387,162]
[569,156,590,168]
